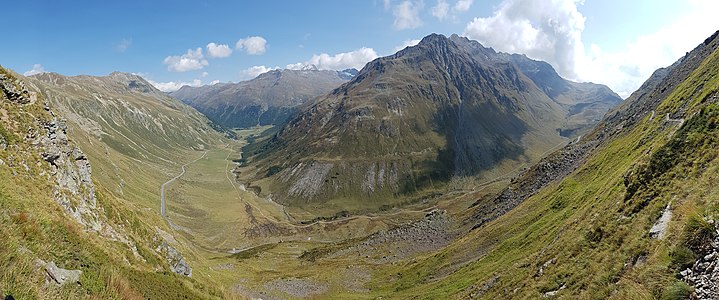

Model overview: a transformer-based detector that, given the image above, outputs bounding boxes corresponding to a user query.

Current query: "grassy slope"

[0,67,231,299]
[362,36,719,299]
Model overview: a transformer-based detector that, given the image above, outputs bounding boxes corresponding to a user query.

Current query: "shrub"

[669,245,696,271]
[661,280,692,300]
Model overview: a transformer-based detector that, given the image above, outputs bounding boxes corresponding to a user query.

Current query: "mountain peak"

[301,64,319,71]
[417,33,451,48]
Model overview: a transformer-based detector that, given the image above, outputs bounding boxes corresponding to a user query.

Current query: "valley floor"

[156,128,489,299]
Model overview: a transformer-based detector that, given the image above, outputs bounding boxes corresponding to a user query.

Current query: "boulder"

[44,261,81,286]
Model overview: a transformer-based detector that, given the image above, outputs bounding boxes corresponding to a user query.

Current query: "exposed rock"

[543,283,566,297]
[536,258,556,277]
[43,261,81,286]
[649,203,672,239]
[330,210,453,262]
[155,241,192,277]
[0,73,31,104]
[680,222,719,299]
[36,117,103,232]
[282,161,333,199]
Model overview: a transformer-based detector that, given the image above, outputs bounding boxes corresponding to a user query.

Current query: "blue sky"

[3,0,718,97]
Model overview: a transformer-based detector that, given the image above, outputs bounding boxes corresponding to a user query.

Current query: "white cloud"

[23,64,47,76]
[210,80,220,85]
[241,65,278,80]
[146,78,202,92]
[464,0,719,98]
[206,43,232,58]
[464,0,585,79]
[236,36,267,55]
[394,39,421,52]
[116,38,132,53]
[201,71,209,78]
[163,48,208,72]
[286,47,379,71]
[453,0,473,12]
[393,1,423,30]
[431,0,449,21]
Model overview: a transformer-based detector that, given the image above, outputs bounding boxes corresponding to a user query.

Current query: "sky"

[2,0,718,97]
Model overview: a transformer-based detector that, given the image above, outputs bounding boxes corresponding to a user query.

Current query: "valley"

[2,4,719,297]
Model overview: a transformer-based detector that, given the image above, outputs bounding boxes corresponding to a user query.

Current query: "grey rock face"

[36,117,102,231]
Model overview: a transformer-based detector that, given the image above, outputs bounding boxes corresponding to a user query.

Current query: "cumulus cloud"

[464,0,585,79]
[146,78,203,92]
[163,48,208,72]
[201,71,209,78]
[116,38,132,53]
[393,1,423,30]
[431,0,449,21]
[206,43,232,58]
[23,64,47,76]
[393,39,421,52]
[453,0,473,12]
[236,36,267,55]
[241,65,278,80]
[286,47,379,71]
[464,0,719,97]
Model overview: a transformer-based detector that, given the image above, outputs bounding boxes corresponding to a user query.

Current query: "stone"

[649,203,672,239]
[44,261,81,286]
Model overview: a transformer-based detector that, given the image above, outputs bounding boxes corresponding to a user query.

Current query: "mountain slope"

[367,30,719,299]
[0,67,226,299]
[171,67,355,128]
[239,33,621,214]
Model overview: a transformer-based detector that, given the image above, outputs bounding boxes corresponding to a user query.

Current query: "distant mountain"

[239,33,622,212]
[171,67,357,128]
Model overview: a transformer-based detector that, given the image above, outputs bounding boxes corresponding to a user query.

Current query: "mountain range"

[171,66,358,128]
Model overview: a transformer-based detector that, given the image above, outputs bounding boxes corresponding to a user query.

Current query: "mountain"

[367,30,719,298]
[171,66,356,128]
[239,33,621,213]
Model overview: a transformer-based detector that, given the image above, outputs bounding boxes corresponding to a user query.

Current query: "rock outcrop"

[0,73,31,104]
[155,241,192,277]
[40,260,82,287]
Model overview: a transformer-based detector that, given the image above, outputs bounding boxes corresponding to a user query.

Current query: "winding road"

[160,151,208,218]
